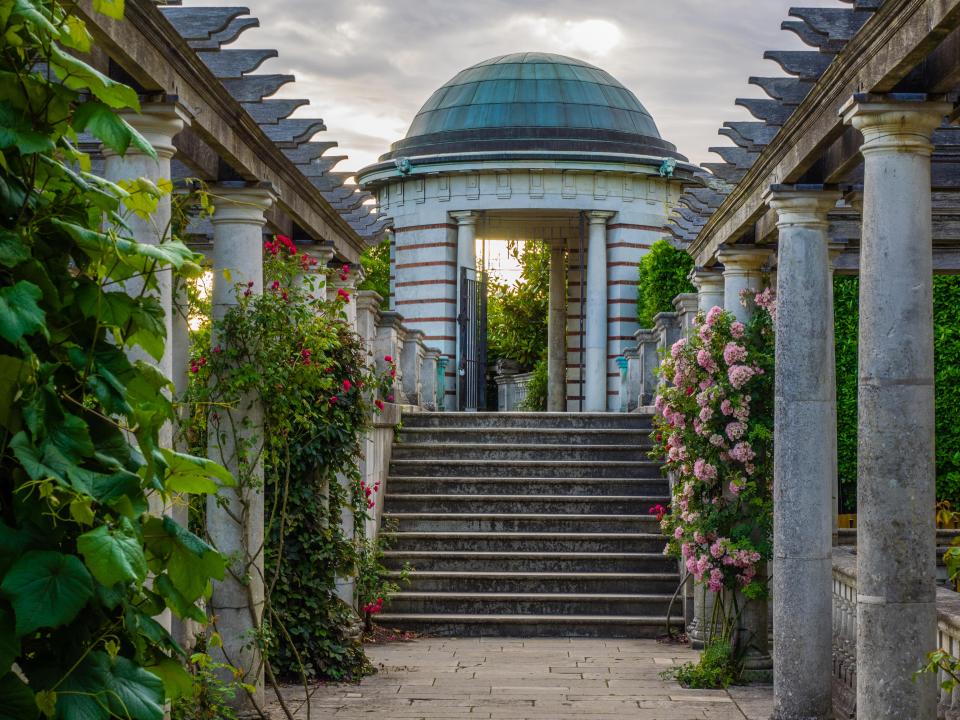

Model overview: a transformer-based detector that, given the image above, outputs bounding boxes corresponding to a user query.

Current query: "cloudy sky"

[191,0,835,173]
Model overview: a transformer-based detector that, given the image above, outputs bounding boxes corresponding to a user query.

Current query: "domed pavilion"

[357,52,696,411]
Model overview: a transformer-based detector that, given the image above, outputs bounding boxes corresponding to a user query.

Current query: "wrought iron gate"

[458,267,487,411]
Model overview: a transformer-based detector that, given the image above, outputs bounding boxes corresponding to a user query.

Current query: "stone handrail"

[832,547,960,719]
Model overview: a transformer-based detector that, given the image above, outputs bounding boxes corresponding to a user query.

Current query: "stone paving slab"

[265,638,773,720]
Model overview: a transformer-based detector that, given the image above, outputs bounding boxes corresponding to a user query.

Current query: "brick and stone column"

[566,239,585,411]
[548,242,567,411]
[207,183,275,714]
[584,211,615,412]
[690,267,725,314]
[765,186,840,720]
[842,94,949,720]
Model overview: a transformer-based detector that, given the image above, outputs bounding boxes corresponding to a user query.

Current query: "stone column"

[451,211,478,409]
[717,247,770,323]
[548,242,567,411]
[386,228,397,310]
[827,242,845,547]
[689,267,725,314]
[101,103,187,447]
[297,244,335,294]
[764,186,840,720]
[206,183,274,715]
[673,293,698,338]
[842,94,948,720]
[584,211,615,412]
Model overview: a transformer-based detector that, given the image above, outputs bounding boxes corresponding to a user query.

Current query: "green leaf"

[145,656,193,702]
[160,448,234,495]
[0,281,46,345]
[34,689,55,718]
[49,45,140,112]
[0,229,28,267]
[72,102,154,158]
[0,671,37,720]
[143,518,225,602]
[154,574,206,623]
[0,101,54,155]
[0,608,20,675]
[77,521,147,587]
[10,0,57,36]
[0,355,31,431]
[0,551,94,636]
[93,0,125,20]
[104,654,164,720]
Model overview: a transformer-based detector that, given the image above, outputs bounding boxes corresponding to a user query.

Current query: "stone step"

[382,531,667,554]
[400,412,653,431]
[383,512,661,533]
[387,459,663,479]
[393,570,681,595]
[386,592,679,617]
[384,494,667,515]
[385,476,668,497]
[382,550,676,573]
[397,427,653,446]
[374,613,679,638]
[390,443,652,462]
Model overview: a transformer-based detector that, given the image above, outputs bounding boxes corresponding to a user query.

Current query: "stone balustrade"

[494,371,534,411]
[832,547,960,719]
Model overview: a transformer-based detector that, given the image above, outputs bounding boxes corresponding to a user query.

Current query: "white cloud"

[506,16,623,59]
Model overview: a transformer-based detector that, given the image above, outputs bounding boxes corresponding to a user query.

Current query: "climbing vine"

[0,1,233,717]
[184,239,394,686]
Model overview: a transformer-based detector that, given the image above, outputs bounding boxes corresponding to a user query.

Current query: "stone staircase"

[378,412,682,637]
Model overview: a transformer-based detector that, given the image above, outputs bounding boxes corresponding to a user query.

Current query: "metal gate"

[458,267,487,411]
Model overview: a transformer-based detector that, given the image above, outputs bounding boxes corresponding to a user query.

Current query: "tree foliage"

[834,276,960,510]
[486,241,550,369]
[0,1,232,717]
[637,239,695,327]
[358,237,390,301]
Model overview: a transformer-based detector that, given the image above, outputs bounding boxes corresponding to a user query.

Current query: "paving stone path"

[266,638,773,719]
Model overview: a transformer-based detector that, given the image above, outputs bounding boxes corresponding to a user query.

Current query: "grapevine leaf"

[93,0,125,20]
[0,229,28,267]
[145,656,193,702]
[49,45,140,111]
[72,102,154,158]
[0,551,94,636]
[77,521,147,587]
[0,281,46,345]
[159,448,235,494]
[0,671,36,720]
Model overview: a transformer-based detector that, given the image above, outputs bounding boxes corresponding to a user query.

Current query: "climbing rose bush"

[652,294,775,599]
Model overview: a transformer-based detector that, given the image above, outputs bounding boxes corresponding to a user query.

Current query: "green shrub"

[662,639,737,689]
[833,275,960,509]
[637,239,695,327]
[359,237,390,300]
[519,359,548,411]
[487,241,550,369]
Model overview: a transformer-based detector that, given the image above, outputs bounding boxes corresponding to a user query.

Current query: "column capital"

[716,246,772,273]
[688,267,725,291]
[211,183,276,227]
[764,186,841,230]
[841,94,951,157]
[302,244,335,268]
[450,210,479,226]
[586,210,616,225]
[106,102,189,160]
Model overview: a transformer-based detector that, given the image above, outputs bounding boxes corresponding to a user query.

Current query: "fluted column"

[765,186,840,720]
[842,94,949,720]
[207,183,275,715]
[689,267,725,314]
[717,247,770,323]
[548,242,567,412]
[584,211,615,412]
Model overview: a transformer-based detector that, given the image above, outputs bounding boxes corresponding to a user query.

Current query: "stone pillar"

[635,328,659,407]
[842,94,948,720]
[355,290,384,349]
[584,211,615,412]
[386,228,396,310]
[673,293,698,338]
[206,183,275,715]
[622,347,641,413]
[827,242,845,547]
[548,242,567,412]
[297,244,335,294]
[716,247,770,323]
[401,329,426,406]
[452,211,478,409]
[420,348,441,411]
[689,267,725,314]
[331,263,362,330]
[101,103,186,448]
[764,186,840,720]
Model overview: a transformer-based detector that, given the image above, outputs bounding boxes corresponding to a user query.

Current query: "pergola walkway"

[267,638,773,719]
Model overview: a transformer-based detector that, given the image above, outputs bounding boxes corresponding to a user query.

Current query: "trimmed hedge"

[637,239,695,327]
[834,276,960,510]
